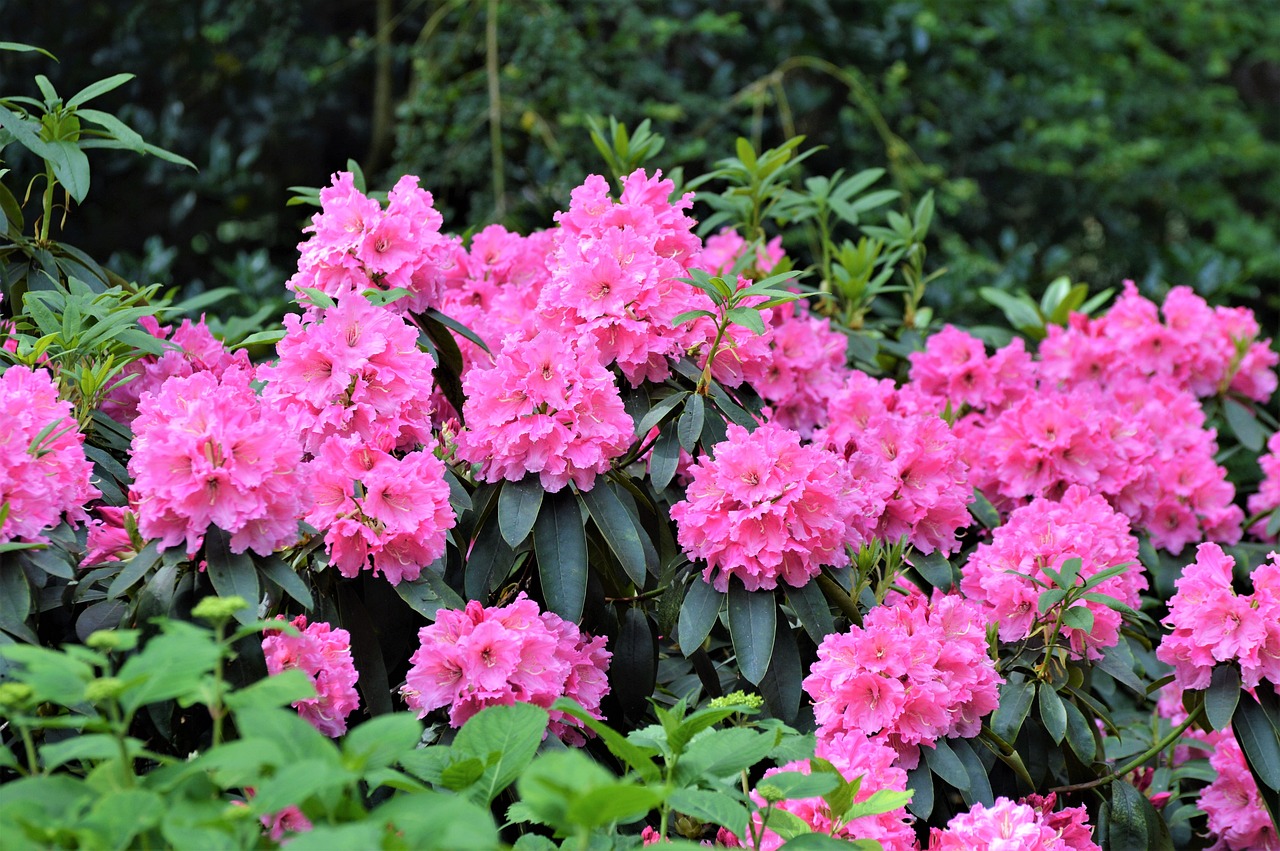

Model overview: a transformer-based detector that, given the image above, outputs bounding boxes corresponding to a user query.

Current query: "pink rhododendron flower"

[262,615,361,737]
[455,329,633,492]
[100,315,250,425]
[1039,280,1277,403]
[1249,431,1280,541]
[696,227,785,278]
[1199,723,1280,850]
[287,172,462,313]
[962,486,1146,659]
[671,421,863,593]
[745,733,915,851]
[128,366,305,556]
[259,294,438,455]
[819,370,972,555]
[81,505,137,566]
[538,169,704,385]
[401,593,610,743]
[0,366,98,544]
[755,302,851,437]
[927,793,1100,849]
[804,589,1002,768]
[908,325,1036,412]
[304,436,455,585]
[1156,544,1280,690]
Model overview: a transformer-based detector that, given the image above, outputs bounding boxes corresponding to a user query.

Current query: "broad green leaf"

[375,792,499,850]
[580,482,647,587]
[464,526,518,600]
[991,676,1035,742]
[613,607,657,718]
[634,390,690,438]
[759,770,839,800]
[678,726,776,780]
[393,564,464,621]
[43,140,91,203]
[342,713,423,775]
[1206,664,1242,732]
[786,580,834,644]
[758,615,802,723]
[650,422,682,491]
[1039,684,1068,745]
[498,476,543,548]
[923,738,969,791]
[0,554,36,642]
[678,392,706,452]
[203,527,258,624]
[667,788,748,836]
[1222,397,1266,452]
[67,73,135,108]
[106,540,162,598]
[255,554,313,610]
[949,738,993,807]
[1233,690,1280,791]
[551,697,661,783]
[533,489,588,621]
[117,620,222,713]
[905,762,933,819]
[224,668,314,712]
[1062,698,1098,764]
[728,581,775,685]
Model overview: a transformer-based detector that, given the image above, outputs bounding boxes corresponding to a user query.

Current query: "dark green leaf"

[678,578,722,653]
[203,527,259,624]
[256,554,313,610]
[970,489,1000,529]
[923,738,969,792]
[1222,398,1266,452]
[650,422,682,491]
[1096,637,1148,694]
[498,477,543,548]
[1063,698,1098,764]
[0,554,35,641]
[551,697,661,783]
[106,540,162,598]
[634,391,690,439]
[337,584,392,716]
[1206,664,1242,732]
[1039,685,1068,745]
[375,792,498,850]
[1233,690,1280,791]
[678,392,706,452]
[1105,779,1174,851]
[613,607,657,719]
[464,526,517,600]
[727,581,776,685]
[949,738,993,807]
[534,489,588,621]
[758,616,801,723]
[393,565,464,620]
[904,761,933,819]
[909,549,956,591]
[786,580,834,644]
[991,676,1035,742]
[580,482,647,587]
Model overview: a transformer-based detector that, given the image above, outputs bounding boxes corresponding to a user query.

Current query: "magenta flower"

[262,615,360,737]
[804,589,1001,768]
[455,329,633,492]
[928,794,1100,850]
[260,294,438,455]
[401,594,610,743]
[671,421,862,593]
[962,486,1146,659]
[0,366,98,544]
[304,436,455,585]
[128,366,305,556]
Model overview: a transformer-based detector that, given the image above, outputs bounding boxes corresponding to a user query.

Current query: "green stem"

[211,621,227,748]
[697,315,731,396]
[1050,702,1206,794]
[39,164,56,242]
[19,723,39,776]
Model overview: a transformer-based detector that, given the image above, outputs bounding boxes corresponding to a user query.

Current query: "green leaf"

[283,824,383,851]
[1062,698,1098,764]
[1062,605,1095,634]
[498,476,543,548]
[67,73,135,108]
[534,489,588,621]
[726,306,766,336]
[778,835,859,850]
[580,482,648,587]
[203,527,259,625]
[758,615,802,723]
[1233,690,1280,791]
[1105,779,1174,851]
[728,581,776,685]
[0,553,36,642]
[613,607,657,718]
[909,549,956,591]
[117,620,222,713]
[679,727,777,780]
[949,738,993,807]
[667,788,748,836]
[105,540,162,599]
[1206,664,1242,732]
[1222,397,1266,452]
[0,643,93,705]
[343,713,423,775]
[678,392,706,452]
[923,738,970,792]
[991,676,1035,742]
[1096,636,1148,694]
[905,761,934,819]
[44,140,91,203]
[551,697,661,783]
[566,783,665,828]
[224,668,315,712]
[786,580,834,644]
[650,422,682,491]
[393,564,464,620]
[677,578,722,653]
[970,489,1000,529]
[762,770,839,800]
[634,390,690,438]
[256,554,313,610]
[375,792,499,850]
[1039,685,1068,745]
[464,526,517,600]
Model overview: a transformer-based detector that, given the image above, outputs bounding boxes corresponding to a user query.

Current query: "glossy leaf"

[498,477,543,548]
[786,580,834,644]
[1206,664,1242,732]
[758,616,802,723]
[678,578,723,653]
[727,582,776,685]
[203,527,259,624]
[580,482,647,587]
[533,489,588,621]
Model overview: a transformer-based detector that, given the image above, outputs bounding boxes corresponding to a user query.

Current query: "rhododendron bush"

[3,92,1280,850]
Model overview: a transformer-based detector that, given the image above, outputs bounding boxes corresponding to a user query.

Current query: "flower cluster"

[927,793,1100,850]
[303,436,455,585]
[0,366,98,544]
[756,303,851,437]
[128,366,305,556]
[748,733,915,851]
[961,486,1145,659]
[671,422,862,592]
[908,325,1036,412]
[260,294,438,455]
[1155,543,1280,690]
[819,370,972,555]
[101,316,250,426]
[1039,281,1277,402]
[262,615,361,737]
[696,227,785,278]
[1199,727,1280,850]
[1249,430,1280,541]
[803,590,1002,768]
[287,172,462,313]
[455,330,634,492]
[538,169,704,385]
[401,594,611,743]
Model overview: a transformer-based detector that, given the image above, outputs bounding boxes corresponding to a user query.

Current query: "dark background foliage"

[4,0,1278,326]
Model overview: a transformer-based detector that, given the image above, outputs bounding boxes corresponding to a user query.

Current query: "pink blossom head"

[671,422,863,592]
[262,615,361,737]
[0,366,98,544]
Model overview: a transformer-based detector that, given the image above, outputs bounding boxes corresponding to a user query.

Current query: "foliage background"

[4,0,1279,326]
